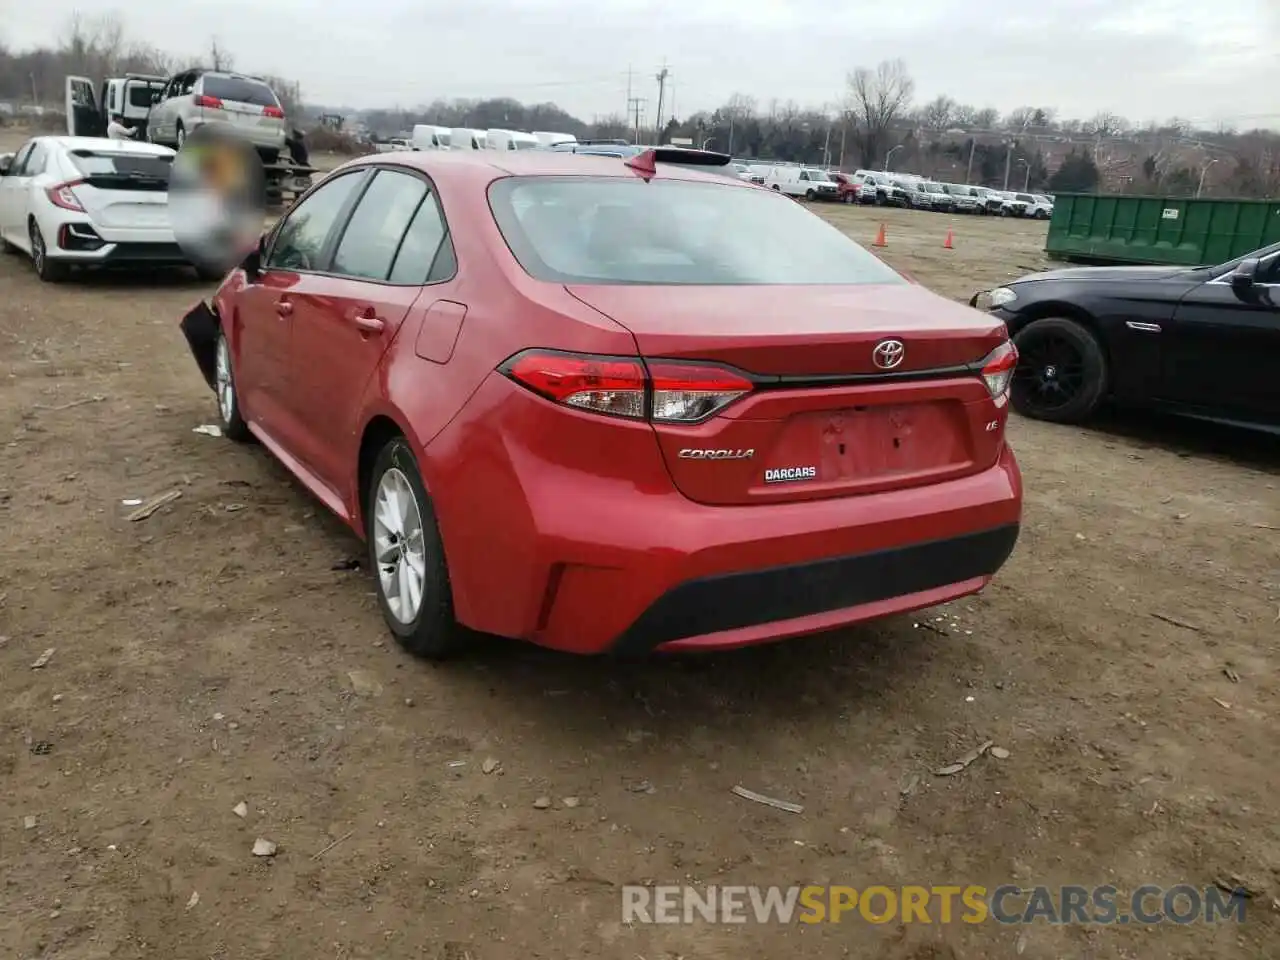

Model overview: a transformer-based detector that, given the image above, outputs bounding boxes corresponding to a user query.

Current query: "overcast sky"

[7,0,1278,128]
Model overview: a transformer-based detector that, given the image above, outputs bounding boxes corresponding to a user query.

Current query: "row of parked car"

[728,161,1054,218]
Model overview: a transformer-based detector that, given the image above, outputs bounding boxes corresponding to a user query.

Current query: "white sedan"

[0,135,210,282]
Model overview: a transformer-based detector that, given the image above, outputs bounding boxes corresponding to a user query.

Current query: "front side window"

[489,176,907,286]
[266,171,364,272]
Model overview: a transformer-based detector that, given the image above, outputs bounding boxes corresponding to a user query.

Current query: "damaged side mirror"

[241,233,265,281]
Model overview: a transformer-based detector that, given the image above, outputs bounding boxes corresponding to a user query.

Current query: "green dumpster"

[1045,194,1280,267]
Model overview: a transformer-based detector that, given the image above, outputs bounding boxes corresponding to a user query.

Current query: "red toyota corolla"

[181,147,1022,658]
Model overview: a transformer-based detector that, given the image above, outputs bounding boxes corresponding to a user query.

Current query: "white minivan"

[411,125,451,150]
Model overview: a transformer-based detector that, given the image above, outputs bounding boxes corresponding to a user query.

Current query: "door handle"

[275,299,293,317]
[352,310,385,334]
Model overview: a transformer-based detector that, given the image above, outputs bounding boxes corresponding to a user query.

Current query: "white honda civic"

[0,135,214,282]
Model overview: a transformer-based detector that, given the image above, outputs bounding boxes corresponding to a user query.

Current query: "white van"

[411,124,451,150]
[487,129,539,151]
[763,166,840,201]
[451,128,488,151]
[532,131,576,148]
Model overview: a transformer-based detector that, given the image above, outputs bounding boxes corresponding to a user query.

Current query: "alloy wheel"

[215,336,235,424]
[373,468,428,625]
[1011,331,1087,416]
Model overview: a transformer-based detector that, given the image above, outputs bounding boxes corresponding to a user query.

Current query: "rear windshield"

[129,84,162,109]
[201,76,278,107]
[488,176,907,286]
[68,150,173,179]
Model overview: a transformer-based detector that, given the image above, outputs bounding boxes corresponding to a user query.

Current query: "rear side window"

[489,176,907,286]
[69,150,172,179]
[201,76,279,108]
[332,170,429,281]
[388,193,451,284]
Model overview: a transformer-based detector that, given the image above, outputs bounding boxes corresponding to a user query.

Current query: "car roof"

[335,149,746,189]
[44,136,175,157]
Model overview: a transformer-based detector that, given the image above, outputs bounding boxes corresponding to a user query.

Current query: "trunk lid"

[566,283,1010,506]
[74,178,170,229]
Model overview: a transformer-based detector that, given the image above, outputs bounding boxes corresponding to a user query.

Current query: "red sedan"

[182,147,1022,657]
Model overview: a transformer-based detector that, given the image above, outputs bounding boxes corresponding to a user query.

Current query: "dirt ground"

[2,131,1280,960]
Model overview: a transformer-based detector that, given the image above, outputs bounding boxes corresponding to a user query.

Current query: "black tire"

[770,184,780,191]
[195,264,226,283]
[29,221,67,282]
[805,189,816,201]
[366,437,464,659]
[1010,317,1109,424]
[842,193,854,204]
[214,329,253,442]
[176,122,186,149]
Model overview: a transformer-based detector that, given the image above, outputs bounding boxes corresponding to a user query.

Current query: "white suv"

[145,70,288,161]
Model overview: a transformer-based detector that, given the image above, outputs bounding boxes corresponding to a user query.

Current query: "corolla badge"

[872,339,906,370]
[679,448,754,460]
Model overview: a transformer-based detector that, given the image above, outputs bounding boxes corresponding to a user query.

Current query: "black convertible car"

[972,241,1280,433]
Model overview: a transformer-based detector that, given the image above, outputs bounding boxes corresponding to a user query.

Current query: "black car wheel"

[1010,317,1109,424]
[805,188,816,201]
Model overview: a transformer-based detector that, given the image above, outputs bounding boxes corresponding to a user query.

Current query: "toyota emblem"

[872,339,905,370]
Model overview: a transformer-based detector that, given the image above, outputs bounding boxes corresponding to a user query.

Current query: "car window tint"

[23,143,49,176]
[426,233,456,284]
[332,170,428,281]
[388,191,450,284]
[267,171,363,273]
[9,142,35,175]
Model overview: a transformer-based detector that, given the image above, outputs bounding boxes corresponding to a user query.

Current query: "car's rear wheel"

[29,221,67,282]
[805,188,816,201]
[176,122,187,149]
[1010,317,1109,424]
[843,192,854,204]
[214,330,252,442]
[366,437,464,659]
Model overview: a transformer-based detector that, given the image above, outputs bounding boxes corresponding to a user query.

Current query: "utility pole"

[1002,141,1013,191]
[627,96,646,143]
[965,138,977,184]
[654,62,670,143]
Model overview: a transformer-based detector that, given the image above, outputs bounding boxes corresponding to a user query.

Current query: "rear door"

[235,169,368,446]
[286,167,455,493]
[65,76,105,137]
[61,147,174,235]
[1163,256,1280,424]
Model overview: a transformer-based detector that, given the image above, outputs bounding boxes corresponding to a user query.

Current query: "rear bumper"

[429,376,1023,655]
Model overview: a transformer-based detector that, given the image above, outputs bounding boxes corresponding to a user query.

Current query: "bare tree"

[846,59,914,168]
[1005,106,1034,132]
[973,107,1000,130]
[918,94,957,137]
[952,103,977,127]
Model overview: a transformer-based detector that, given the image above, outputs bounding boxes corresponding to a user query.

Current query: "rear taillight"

[194,94,223,109]
[46,180,85,211]
[980,340,1018,401]
[262,105,284,119]
[501,350,754,424]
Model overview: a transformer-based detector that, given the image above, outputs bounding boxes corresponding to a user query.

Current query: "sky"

[5,0,1279,129]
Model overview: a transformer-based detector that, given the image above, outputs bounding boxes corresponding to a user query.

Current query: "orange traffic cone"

[873,223,887,247]
[943,228,954,250]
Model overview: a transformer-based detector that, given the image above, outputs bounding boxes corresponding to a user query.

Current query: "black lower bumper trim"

[611,523,1020,654]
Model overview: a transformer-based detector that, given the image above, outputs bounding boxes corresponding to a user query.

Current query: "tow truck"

[65,74,317,208]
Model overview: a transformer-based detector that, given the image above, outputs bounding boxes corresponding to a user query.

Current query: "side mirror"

[241,233,265,281]
[0,154,11,176]
[1230,258,1259,300]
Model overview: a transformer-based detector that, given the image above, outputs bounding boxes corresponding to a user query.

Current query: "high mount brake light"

[501,350,754,423]
[46,180,86,212]
[979,340,1018,401]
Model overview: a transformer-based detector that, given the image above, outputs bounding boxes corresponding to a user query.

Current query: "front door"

[285,167,455,494]
[235,169,368,445]
[1163,255,1280,424]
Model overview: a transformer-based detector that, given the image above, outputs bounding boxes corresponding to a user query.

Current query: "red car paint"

[211,150,1022,655]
